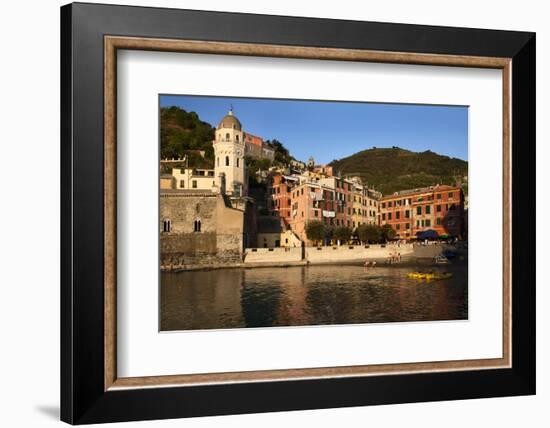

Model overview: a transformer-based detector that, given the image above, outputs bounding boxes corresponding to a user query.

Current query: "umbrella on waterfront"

[416,229,439,240]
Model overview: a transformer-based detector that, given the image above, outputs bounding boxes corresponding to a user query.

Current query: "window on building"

[236,158,239,167]
[382,213,386,221]
[235,135,239,142]
[426,205,431,214]
[388,212,392,220]
[396,211,400,219]
[225,133,230,140]
[396,224,400,230]
[193,220,201,232]
[416,206,422,215]
[405,210,410,218]
[225,156,229,166]
[436,217,442,225]
[216,157,219,167]
[192,180,197,189]
[163,219,171,233]
[180,180,185,188]
[425,219,431,227]
[437,193,442,199]
[405,223,410,229]
[436,204,442,212]
[449,192,454,198]
[382,202,386,209]
[388,201,392,207]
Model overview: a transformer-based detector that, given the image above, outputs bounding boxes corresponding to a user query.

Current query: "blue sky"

[160,95,468,163]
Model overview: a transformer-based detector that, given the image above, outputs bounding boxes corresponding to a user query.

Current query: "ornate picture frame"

[61,2,535,424]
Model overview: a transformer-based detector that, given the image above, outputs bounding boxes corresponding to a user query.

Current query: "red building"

[379,185,465,239]
[266,173,297,223]
[244,132,275,161]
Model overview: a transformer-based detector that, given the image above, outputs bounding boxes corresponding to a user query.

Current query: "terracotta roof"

[381,184,460,199]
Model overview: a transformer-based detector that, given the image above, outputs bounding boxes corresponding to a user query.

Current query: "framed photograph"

[61,2,535,424]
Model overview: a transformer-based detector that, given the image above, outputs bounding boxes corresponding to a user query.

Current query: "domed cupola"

[217,109,242,131]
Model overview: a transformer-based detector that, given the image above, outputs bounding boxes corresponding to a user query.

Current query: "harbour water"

[160,264,468,331]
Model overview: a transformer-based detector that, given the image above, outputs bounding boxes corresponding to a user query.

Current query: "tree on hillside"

[329,147,468,195]
[305,221,325,246]
[160,106,215,163]
[356,224,381,244]
[245,156,272,174]
[334,226,352,245]
[380,224,396,242]
[266,139,292,165]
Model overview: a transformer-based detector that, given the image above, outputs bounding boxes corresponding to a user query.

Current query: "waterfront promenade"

[160,242,463,272]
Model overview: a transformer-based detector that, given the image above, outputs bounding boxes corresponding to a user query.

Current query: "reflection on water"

[160,265,468,331]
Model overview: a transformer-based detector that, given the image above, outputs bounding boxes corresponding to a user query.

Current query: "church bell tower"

[213,109,247,197]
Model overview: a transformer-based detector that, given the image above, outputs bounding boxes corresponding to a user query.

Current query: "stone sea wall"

[243,247,303,263]
[305,244,414,264]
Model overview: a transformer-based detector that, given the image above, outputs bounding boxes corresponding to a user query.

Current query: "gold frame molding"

[104,36,512,391]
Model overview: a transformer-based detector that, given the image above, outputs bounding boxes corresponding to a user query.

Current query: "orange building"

[266,173,297,223]
[244,132,275,161]
[379,185,464,239]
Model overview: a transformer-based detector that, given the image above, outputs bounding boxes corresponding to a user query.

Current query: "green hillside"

[330,147,468,195]
[160,106,216,169]
[160,106,292,170]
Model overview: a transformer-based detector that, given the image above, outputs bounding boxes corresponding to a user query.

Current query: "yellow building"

[160,174,175,190]
[257,216,302,248]
[363,188,381,225]
[171,168,217,191]
[350,182,364,229]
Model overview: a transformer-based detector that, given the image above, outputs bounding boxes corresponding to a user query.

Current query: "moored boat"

[407,272,453,280]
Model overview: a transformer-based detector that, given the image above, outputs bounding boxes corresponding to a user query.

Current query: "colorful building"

[244,132,275,161]
[318,176,353,228]
[266,173,297,223]
[379,185,464,239]
[171,168,217,191]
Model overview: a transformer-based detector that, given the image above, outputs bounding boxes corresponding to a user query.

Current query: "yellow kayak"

[407,272,453,280]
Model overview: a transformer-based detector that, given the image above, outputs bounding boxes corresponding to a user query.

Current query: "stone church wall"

[160,192,247,268]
